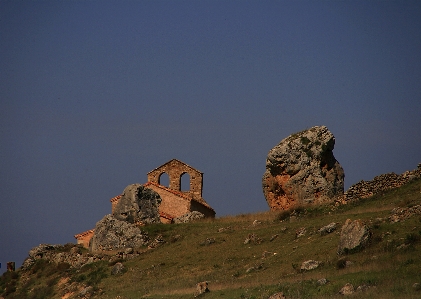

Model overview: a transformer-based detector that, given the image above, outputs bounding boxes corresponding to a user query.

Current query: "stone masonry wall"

[344,163,421,202]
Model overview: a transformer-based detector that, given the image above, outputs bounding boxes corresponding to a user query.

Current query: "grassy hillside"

[2,178,421,299]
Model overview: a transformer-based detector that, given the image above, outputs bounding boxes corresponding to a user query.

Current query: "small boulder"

[339,283,355,295]
[319,222,337,236]
[268,292,286,299]
[317,278,328,285]
[195,281,210,297]
[300,260,322,271]
[111,262,125,275]
[338,219,371,255]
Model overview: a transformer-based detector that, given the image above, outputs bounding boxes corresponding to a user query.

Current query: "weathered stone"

[148,235,166,249]
[90,214,149,252]
[319,222,337,236]
[173,211,205,223]
[300,260,322,271]
[244,233,262,245]
[195,281,210,297]
[268,292,286,299]
[339,283,354,295]
[338,219,371,255]
[262,126,344,211]
[113,184,161,224]
[295,227,307,238]
[317,278,328,285]
[111,262,125,275]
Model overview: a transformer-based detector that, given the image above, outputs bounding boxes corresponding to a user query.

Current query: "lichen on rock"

[262,126,344,211]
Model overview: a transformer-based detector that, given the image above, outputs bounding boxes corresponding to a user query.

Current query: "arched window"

[180,172,190,191]
[158,172,170,187]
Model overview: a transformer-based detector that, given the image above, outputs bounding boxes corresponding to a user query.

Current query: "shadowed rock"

[338,219,371,255]
[113,184,161,224]
[262,126,344,211]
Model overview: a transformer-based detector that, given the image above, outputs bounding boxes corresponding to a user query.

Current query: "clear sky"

[1,0,420,273]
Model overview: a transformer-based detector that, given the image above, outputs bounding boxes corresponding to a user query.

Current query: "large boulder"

[337,219,371,255]
[113,184,161,224]
[262,126,344,211]
[90,214,149,252]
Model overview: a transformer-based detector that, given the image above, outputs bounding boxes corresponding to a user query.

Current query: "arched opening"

[180,172,190,191]
[158,172,170,188]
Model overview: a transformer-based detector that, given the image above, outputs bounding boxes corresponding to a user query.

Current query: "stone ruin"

[344,164,421,202]
[75,159,215,250]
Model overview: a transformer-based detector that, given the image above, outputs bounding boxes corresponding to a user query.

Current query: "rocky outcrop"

[113,184,162,224]
[173,211,205,223]
[21,243,104,271]
[90,215,149,253]
[262,126,344,211]
[337,219,371,255]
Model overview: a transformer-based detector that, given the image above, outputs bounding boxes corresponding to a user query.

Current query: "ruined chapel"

[75,159,215,248]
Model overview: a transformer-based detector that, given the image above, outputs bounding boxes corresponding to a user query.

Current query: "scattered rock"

[295,227,307,238]
[79,286,94,297]
[337,219,371,255]
[113,184,162,224]
[195,281,210,297]
[90,214,149,253]
[217,226,232,233]
[268,292,286,299]
[246,262,264,273]
[173,211,205,223]
[319,222,337,236]
[111,262,125,275]
[262,126,344,211]
[200,238,215,246]
[270,234,279,241]
[148,235,166,249]
[413,283,421,291]
[252,220,262,226]
[356,285,373,292]
[244,233,262,245]
[317,278,328,285]
[300,260,322,271]
[339,283,354,295]
[388,205,421,223]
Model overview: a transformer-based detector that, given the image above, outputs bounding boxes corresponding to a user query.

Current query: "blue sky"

[1,0,420,272]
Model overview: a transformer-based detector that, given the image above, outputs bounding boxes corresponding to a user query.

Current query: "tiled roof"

[144,181,215,212]
[110,195,122,203]
[160,211,175,220]
[74,229,95,239]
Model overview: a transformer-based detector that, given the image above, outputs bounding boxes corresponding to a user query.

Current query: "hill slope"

[1,178,421,299]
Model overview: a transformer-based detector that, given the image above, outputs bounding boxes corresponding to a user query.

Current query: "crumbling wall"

[344,163,421,201]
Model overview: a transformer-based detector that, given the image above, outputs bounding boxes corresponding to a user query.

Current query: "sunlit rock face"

[262,126,344,211]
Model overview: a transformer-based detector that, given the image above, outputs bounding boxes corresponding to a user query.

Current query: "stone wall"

[344,163,421,201]
[147,159,203,200]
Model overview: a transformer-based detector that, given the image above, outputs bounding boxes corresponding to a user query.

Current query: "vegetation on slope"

[1,178,421,299]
